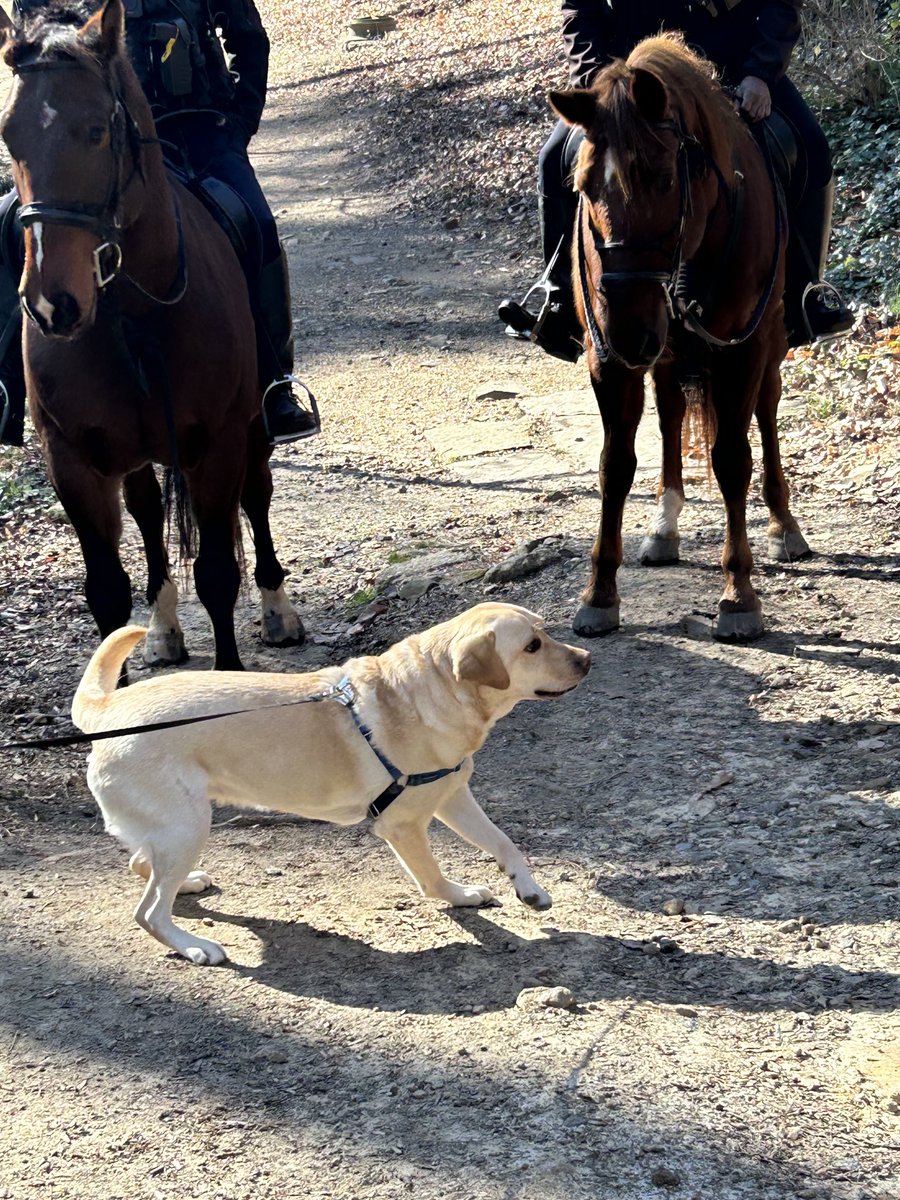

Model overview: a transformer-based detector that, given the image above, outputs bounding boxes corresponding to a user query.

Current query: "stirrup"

[800,282,854,345]
[262,375,321,445]
[0,378,24,448]
[499,278,552,341]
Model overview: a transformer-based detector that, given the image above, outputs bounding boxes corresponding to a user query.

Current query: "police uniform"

[500,0,851,359]
[0,0,317,446]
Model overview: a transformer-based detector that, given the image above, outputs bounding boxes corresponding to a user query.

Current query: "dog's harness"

[0,675,466,822]
[332,677,465,819]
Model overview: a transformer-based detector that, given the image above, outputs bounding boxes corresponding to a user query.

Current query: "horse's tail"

[681,376,716,483]
[72,626,147,731]
[164,467,197,564]
[163,467,245,579]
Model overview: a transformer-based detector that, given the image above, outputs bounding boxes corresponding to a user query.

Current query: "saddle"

[167,165,264,278]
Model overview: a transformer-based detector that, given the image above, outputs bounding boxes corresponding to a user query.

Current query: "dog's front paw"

[181,936,227,966]
[178,871,213,895]
[517,884,552,911]
[443,883,499,908]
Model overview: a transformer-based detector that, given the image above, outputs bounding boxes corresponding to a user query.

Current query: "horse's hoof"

[262,611,306,646]
[639,534,681,566]
[714,606,764,643]
[768,530,812,562]
[573,603,620,638]
[143,630,188,667]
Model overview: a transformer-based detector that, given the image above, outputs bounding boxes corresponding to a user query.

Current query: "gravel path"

[0,9,898,1200]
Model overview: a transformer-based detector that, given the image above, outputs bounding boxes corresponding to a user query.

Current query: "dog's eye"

[524,637,542,654]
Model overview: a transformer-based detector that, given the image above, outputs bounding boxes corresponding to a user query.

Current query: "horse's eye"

[524,637,542,654]
[88,126,107,145]
[657,175,675,194]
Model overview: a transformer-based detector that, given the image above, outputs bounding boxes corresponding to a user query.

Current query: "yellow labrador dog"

[73,602,590,965]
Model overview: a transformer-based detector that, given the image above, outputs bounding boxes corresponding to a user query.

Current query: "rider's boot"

[498,267,584,364]
[0,191,25,448]
[786,175,854,347]
[498,159,584,363]
[255,246,320,445]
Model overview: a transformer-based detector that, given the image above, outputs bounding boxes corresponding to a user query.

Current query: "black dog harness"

[333,677,466,819]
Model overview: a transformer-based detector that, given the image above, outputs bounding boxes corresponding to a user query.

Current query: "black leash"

[0,689,339,753]
[0,679,467,822]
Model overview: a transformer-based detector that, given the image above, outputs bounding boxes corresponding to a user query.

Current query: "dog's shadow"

[181,898,897,1017]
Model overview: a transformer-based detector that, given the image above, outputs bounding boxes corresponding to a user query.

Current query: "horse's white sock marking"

[652,487,684,538]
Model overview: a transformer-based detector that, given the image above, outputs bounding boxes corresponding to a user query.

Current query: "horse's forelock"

[624,34,742,169]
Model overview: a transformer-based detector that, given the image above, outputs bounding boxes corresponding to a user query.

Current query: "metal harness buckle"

[92,242,122,289]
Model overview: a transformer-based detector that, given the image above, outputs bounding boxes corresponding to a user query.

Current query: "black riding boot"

[498,141,584,363]
[786,176,854,347]
[0,192,25,448]
[255,246,320,445]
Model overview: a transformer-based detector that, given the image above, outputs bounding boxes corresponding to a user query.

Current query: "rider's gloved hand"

[735,76,772,122]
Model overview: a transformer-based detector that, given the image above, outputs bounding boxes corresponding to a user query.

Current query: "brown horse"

[0,0,302,670]
[550,35,810,642]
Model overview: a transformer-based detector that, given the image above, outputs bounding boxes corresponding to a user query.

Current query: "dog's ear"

[452,630,510,691]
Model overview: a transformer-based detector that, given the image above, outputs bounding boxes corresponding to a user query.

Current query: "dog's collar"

[334,676,465,819]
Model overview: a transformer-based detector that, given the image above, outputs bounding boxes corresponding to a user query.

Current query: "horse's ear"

[0,7,15,66]
[630,68,668,123]
[0,8,13,41]
[79,0,124,57]
[548,89,598,131]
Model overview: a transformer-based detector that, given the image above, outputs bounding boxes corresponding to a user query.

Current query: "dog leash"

[1,678,465,821]
[0,687,341,752]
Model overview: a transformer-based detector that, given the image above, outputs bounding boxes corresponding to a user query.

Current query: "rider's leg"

[772,78,854,346]
[181,124,319,445]
[0,190,26,448]
[498,121,585,362]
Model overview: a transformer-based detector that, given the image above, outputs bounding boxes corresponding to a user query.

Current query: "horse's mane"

[585,34,749,192]
[3,0,111,71]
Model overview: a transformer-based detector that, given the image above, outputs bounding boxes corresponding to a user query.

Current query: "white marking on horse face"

[40,101,58,130]
[34,293,55,323]
[652,487,685,537]
[32,222,44,271]
[603,149,617,187]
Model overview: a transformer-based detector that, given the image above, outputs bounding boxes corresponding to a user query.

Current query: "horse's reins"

[577,119,784,363]
[12,54,187,308]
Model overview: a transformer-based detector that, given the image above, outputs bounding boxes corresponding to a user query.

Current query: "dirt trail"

[0,31,899,1200]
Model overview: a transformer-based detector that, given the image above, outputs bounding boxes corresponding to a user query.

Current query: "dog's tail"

[72,626,148,731]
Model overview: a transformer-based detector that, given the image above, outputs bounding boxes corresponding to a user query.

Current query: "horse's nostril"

[49,292,81,334]
[639,331,661,360]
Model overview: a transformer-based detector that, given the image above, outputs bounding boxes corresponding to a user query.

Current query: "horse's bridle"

[11,54,146,299]
[576,120,783,365]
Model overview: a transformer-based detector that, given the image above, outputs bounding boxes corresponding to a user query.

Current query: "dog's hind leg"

[129,849,213,895]
[373,805,497,908]
[436,786,551,911]
[122,789,225,964]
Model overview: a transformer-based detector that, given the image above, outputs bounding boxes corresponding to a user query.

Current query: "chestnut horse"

[550,35,809,642]
[0,0,301,670]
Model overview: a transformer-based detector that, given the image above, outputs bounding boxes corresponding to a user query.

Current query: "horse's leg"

[42,446,133,642]
[122,464,188,666]
[709,346,766,642]
[240,419,304,646]
[756,356,811,562]
[187,452,244,672]
[640,364,685,566]
[573,366,645,637]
